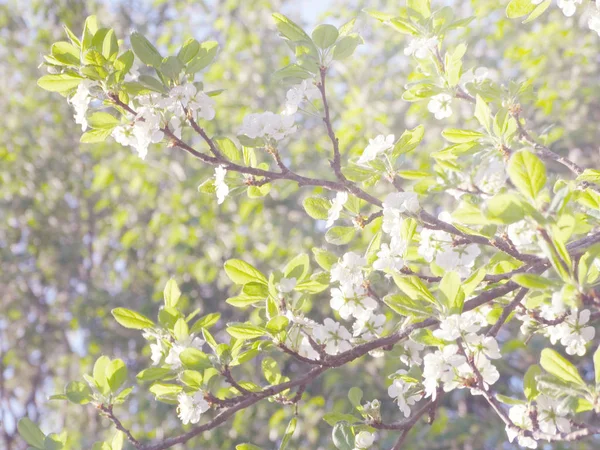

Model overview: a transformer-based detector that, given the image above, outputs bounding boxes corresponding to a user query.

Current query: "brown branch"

[487,288,528,337]
[317,66,345,183]
[98,404,142,449]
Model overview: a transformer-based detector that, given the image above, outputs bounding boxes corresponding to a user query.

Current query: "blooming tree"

[16,0,600,449]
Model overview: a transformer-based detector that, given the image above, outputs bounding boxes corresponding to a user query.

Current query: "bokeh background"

[2,0,600,448]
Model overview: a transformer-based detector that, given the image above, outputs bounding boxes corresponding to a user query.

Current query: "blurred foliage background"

[2,0,599,448]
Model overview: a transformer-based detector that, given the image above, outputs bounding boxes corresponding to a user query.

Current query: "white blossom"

[177,391,210,425]
[283,79,320,115]
[557,309,595,356]
[400,339,425,366]
[352,312,386,339]
[189,92,216,121]
[473,157,507,195]
[239,111,296,141]
[330,285,378,321]
[150,341,164,366]
[372,243,405,272]
[433,314,482,341]
[589,7,600,36]
[506,405,538,449]
[312,318,353,355]
[277,277,297,293]
[69,80,93,131]
[536,395,571,435]
[557,0,582,17]
[464,333,502,360]
[326,192,348,228]
[165,336,204,370]
[404,37,438,59]
[357,134,395,165]
[214,165,229,205]
[354,431,376,449]
[387,371,421,417]
[428,94,453,120]
[422,345,467,399]
[330,252,366,288]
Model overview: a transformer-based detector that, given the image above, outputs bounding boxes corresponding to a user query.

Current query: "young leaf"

[17,418,46,449]
[540,348,585,387]
[130,32,162,67]
[523,364,541,400]
[312,24,339,49]
[112,308,154,329]
[279,417,297,450]
[164,278,182,308]
[106,358,128,392]
[224,259,267,285]
[226,323,266,340]
[508,151,547,201]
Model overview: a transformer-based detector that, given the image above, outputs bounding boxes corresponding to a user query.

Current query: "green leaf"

[224,259,267,285]
[312,247,338,271]
[226,323,266,340]
[272,13,312,42]
[332,34,363,60]
[273,63,314,82]
[214,137,241,162]
[325,226,355,245]
[136,367,172,382]
[442,129,484,143]
[284,253,310,281]
[88,112,120,129]
[332,422,354,450]
[173,318,189,341]
[93,355,111,396]
[51,41,80,65]
[138,75,167,93]
[524,365,541,400]
[190,313,221,333]
[512,274,557,290]
[111,431,124,450]
[577,169,600,185]
[506,0,536,18]
[384,294,433,319]
[439,271,464,313]
[266,316,289,333]
[303,197,330,220]
[130,32,162,67]
[508,151,547,201]
[149,382,183,401]
[348,387,363,408]
[392,275,437,304]
[112,308,154,329]
[486,193,526,224]
[65,381,92,404]
[322,412,360,426]
[540,348,585,386]
[392,125,425,157]
[186,41,219,74]
[236,444,263,450]
[106,358,127,392]
[179,348,212,370]
[18,418,46,449]
[102,29,118,60]
[262,357,281,384]
[177,38,200,64]
[312,24,339,49]
[160,56,184,81]
[180,370,203,389]
[522,0,552,23]
[44,433,66,450]
[81,128,113,144]
[408,0,431,18]
[594,346,600,386]
[37,74,82,93]
[279,417,297,450]
[474,95,492,133]
[164,278,182,308]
